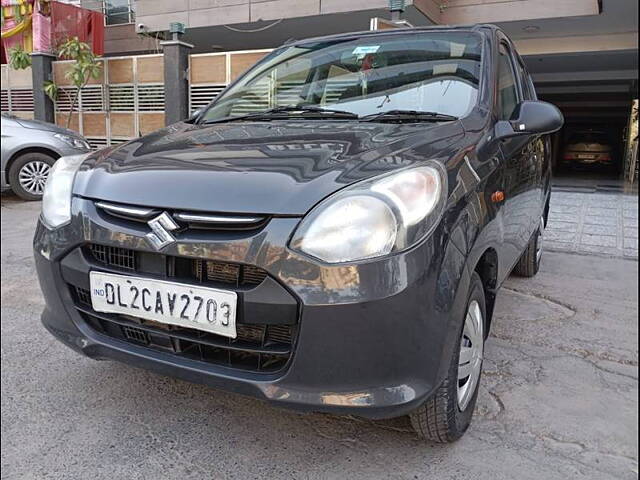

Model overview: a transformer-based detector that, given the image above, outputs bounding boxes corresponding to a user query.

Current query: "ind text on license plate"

[89,271,237,338]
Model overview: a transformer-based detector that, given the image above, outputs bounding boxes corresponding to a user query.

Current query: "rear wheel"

[8,152,56,201]
[513,216,545,277]
[409,272,486,443]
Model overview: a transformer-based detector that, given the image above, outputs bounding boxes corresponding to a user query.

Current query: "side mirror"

[495,100,564,141]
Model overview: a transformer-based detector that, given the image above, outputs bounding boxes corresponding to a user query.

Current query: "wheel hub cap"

[18,161,51,196]
[457,300,484,411]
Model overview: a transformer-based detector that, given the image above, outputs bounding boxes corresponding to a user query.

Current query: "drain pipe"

[389,0,406,22]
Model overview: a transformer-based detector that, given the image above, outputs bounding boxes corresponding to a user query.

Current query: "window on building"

[103,0,135,25]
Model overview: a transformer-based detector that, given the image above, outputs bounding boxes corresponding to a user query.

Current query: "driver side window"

[497,44,519,120]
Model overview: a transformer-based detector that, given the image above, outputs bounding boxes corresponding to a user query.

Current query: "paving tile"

[587,194,620,203]
[583,207,618,216]
[580,234,617,247]
[546,221,579,232]
[550,206,581,215]
[624,227,639,238]
[576,244,620,256]
[582,224,618,236]
[551,199,583,207]
[546,230,576,242]
[585,196,619,205]
[550,213,584,223]
[551,192,583,200]
[545,241,574,252]
[548,190,635,258]
[584,215,618,226]
[586,202,618,210]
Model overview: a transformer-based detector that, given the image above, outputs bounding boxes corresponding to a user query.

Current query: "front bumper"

[34,197,470,419]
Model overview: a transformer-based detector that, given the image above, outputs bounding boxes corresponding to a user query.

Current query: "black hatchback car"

[34,25,563,442]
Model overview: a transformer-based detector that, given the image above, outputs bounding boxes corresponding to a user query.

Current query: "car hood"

[73,120,464,215]
[15,117,79,136]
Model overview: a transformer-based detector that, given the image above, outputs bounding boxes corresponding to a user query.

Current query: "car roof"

[285,23,499,48]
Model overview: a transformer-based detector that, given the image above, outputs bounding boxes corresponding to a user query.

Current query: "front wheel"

[8,152,57,201]
[409,272,486,443]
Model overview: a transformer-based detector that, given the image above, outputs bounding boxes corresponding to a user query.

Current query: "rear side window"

[497,44,519,120]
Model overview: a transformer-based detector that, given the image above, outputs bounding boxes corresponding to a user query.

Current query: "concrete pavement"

[546,191,638,259]
[1,193,638,480]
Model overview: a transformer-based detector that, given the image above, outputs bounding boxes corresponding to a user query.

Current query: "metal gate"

[53,54,165,149]
[189,49,271,113]
[0,65,34,119]
[45,48,277,148]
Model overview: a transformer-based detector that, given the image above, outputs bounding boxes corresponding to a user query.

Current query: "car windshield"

[199,31,483,123]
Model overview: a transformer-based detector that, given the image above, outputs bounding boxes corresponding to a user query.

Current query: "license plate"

[89,271,237,338]
[577,154,596,159]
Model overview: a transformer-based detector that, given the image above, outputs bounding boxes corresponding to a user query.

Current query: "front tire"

[513,216,545,277]
[409,272,486,443]
[8,152,57,201]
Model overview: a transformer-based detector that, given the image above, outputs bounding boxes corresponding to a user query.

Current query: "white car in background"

[1,113,91,200]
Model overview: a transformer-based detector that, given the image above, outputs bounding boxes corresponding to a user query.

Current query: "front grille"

[90,244,136,271]
[204,261,239,284]
[194,259,267,287]
[123,325,148,343]
[89,244,267,287]
[242,265,268,285]
[72,286,294,373]
[75,287,92,305]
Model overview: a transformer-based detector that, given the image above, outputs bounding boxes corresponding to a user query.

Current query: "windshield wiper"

[361,110,458,123]
[201,105,358,124]
[249,105,359,119]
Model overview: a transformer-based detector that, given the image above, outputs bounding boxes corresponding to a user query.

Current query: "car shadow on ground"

[1,190,40,207]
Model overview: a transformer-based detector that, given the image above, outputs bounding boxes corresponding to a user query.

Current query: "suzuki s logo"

[146,212,179,250]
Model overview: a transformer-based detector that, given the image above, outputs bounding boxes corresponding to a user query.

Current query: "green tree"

[7,45,32,70]
[46,37,103,129]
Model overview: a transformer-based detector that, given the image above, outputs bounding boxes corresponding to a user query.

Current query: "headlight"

[54,133,90,150]
[290,164,446,263]
[41,154,89,228]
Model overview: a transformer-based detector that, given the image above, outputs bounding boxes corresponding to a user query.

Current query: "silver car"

[1,113,91,200]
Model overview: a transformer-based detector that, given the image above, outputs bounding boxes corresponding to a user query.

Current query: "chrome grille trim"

[94,201,268,228]
[173,212,265,224]
[95,201,159,219]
